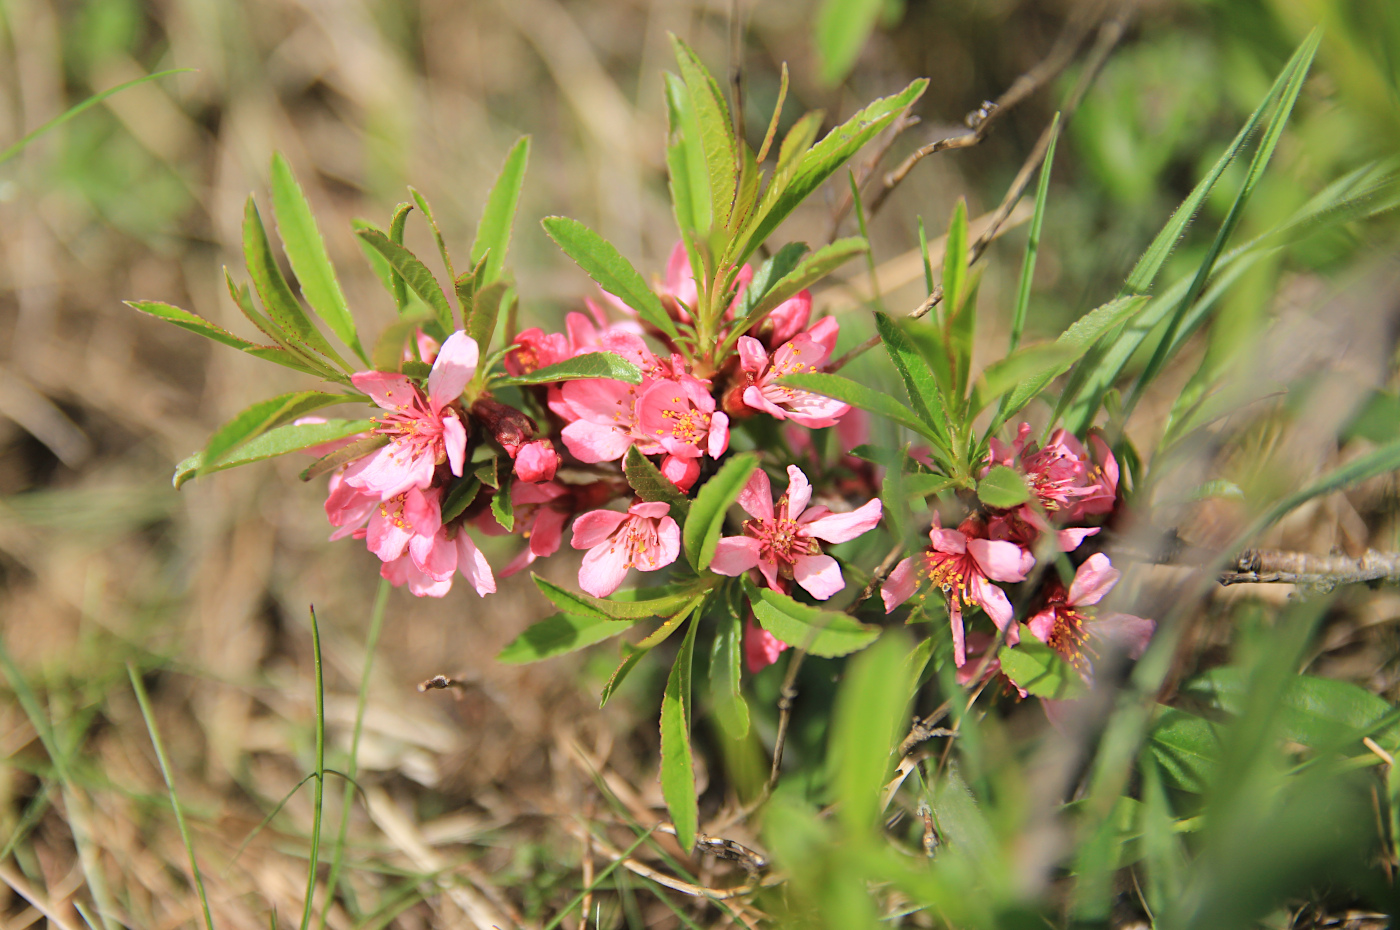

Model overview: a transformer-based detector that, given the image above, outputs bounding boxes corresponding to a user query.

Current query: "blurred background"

[1,0,1397,926]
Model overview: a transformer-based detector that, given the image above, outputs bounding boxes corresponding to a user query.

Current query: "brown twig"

[897,700,953,757]
[655,824,770,873]
[826,113,923,240]
[768,645,807,791]
[561,822,781,901]
[1219,548,1400,587]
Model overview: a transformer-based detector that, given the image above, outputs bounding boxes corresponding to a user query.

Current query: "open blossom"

[711,465,882,600]
[380,525,496,598]
[346,331,476,500]
[571,500,680,597]
[881,515,1035,666]
[1025,553,1153,671]
[737,317,849,428]
[983,424,1120,552]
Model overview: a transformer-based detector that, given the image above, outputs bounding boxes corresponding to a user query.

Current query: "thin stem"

[318,578,391,930]
[128,664,215,930]
[299,608,328,930]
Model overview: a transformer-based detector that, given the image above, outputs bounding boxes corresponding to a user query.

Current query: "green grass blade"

[128,664,215,930]
[299,608,327,930]
[1008,113,1059,352]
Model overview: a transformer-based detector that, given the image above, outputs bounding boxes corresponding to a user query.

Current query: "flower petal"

[570,509,628,549]
[967,538,1034,582]
[737,468,774,521]
[579,537,631,597]
[802,498,882,544]
[881,557,918,613]
[710,537,761,576]
[1068,553,1120,607]
[427,331,479,410]
[793,553,844,600]
[351,371,417,411]
[784,465,812,518]
[456,532,497,596]
[561,420,633,463]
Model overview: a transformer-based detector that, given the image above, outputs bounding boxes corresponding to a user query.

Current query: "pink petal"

[1056,526,1100,552]
[793,553,844,600]
[969,574,1014,632]
[707,413,729,458]
[442,412,467,476]
[1026,606,1058,645]
[802,498,882,544]
[711,537,762,576]
[784,465,812,518]
[737,336,769,375]
[514,440,560,483]
[881,557,918,614]
[764,291,811,347]
[561,377,640,425]
[1091,613,1154,659]
[351,371,417,411]
[456,532,497,596]
[427,331,479,409]
[411,530,458,579]
[629,501,671,520]
[579,538,632,597]
[742,384,790,420]
[737,468,774,521]
[950,600,966,667]
[806,316,840,356]
[639,516,681,570]
[529,507,567,558]
[661,454,700,491]
[967,538,1034,582]
[561,420,633,463]
[744,616,788,673]
[571,509,629,549]
[1068,553,1120,607]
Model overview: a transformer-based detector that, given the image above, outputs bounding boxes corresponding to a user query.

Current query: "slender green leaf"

[977,465,1032,509]
[125,300,256,351]
[815,0,885,86]
[998,638,1087,700]
[742,238,867,324]
[623,446,690,514]
[756,63,789,164]
[942,199,969,317]
[173,418,371,489]
[1256,436,1400,534]
[671,36,738,233]
[354,228,454,333]
[875,311,952,445]
[244,198,350,369]
[201,391,351,470]
[270,153,366,362]
[439,477,482,524]
[493,352,643,387]
[471,137,531,285]
[352,218,397,296]
[299,435,390,482]
[660,614,700,851]
[370,316,434,370]
[743,576,880,658]
[600,642,648,707]
[665,72,712,238]
[498,613,629,664]
[465,281,508,356]
[408,187,456,295]
[683,453,758,571]
[972,342,1078,414]
[491,478,514,532]
[533,574,700,622]
[733,79,927,264]
[831,632,907,835]
[711,586,749,739]
[731,242,809,321]
[1009,113,1059,352]
[778,371,941,445]
[541,217,678,339]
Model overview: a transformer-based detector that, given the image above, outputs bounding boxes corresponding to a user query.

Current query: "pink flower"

[637,376,729,462]
[514,440,560,483]
[380,527,495,598]
[756,290,812,349]
[346,331,476,500]
[744,614,788,673]
[500,481,570,577]
[571,500,681,597]
[881,515,1035,666]
[737,317,849,428]
[710,465,882,600]
[1024,553,1153,671]
[982,424,1120,552]
[504,328,571,376]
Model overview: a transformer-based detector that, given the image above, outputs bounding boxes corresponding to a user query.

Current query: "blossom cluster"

[880,425,1153,687]
[311,243,883,642]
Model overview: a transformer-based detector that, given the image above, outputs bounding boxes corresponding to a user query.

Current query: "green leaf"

[600,642,648,707]
[670,36,738,234]
[1145,707,1223,793]
[777,372,941,445]
[354,227,455,334]
[660,614,700,852]
[710,586,750,739]
[998,638,1087,700]
[125,300,256,351]
[1008,113,1059,353]
[464,280,508,355]
[733,78,927,265]
[439,476,482,524]
[492,352,643,387]
[874,311,952,446]
[725,239,868,353]
[905,472,957,497]
[994,295,1151,431]
[388,203,413,312]
[269,153,366,362]
[540,217,678,339]
[299,435,390,482]
[683,453,758,571]
[408,187,456,291]
[664,72,712,238]
[743,576,880,658]
[201,391,352,471]
[814,0,886,86]
[352,218,397,296]
[490,479,514,532]
[370,316,435,371]
[731,242,809,321]
[971,341,1078,414]
[470,137,531,286]
[224,270,345,380]
[977,465,1031,509]
[623,446,690,514]
[942,198,969,317]
[533,574,700,622]
[243,198,350,369]
[497,612,628,664]
[173,418,371,489]
[830,632,908,834]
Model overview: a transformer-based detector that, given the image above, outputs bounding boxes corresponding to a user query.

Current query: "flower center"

[748,516,816,568]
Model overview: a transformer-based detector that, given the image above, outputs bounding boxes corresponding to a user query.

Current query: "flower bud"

[470,396,538,457]
[514,440,560,483]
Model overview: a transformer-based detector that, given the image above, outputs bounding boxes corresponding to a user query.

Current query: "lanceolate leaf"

[533,574,700,622]
[831,633,909,835]
[671,36,738,234]
[172,418,371,489]
[201,391,354,471]
[977,465,1032,509]
[354,228,455,334]
[732,241,809,322]
[243,198,350,370]
[439,476,482,524]
[659,614,700,851]
[493,352,643,387]
[711,586,750,739]
[683,453,758,571]
[269,153,366,363]
[778,371,942,446]
[465,281,508,357]
[541,217,678,339]
[664,72,712,238]
[942,199,970,317]
[875,311,953,446]
[743,576,880,658]
[998,639,1086,700]
[491,478,514,532]
[497,612,629,664]
[814,0,886,87]
[408,187,456,289]
[126,300,255,350]
[600,642,648,707]
[471,137,531,286]
[727,239,869,352]
[224,270,343,381]
[732,78,927,265]
[623,446,691,514]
